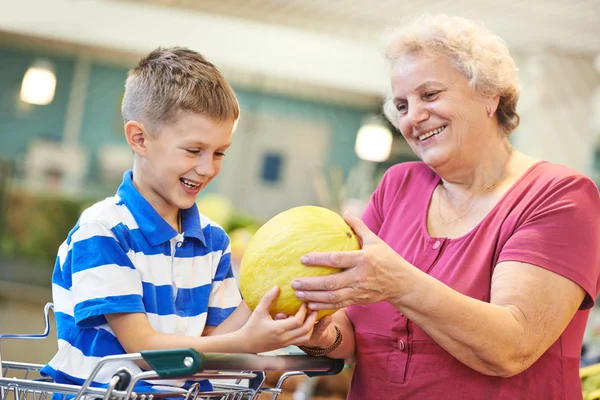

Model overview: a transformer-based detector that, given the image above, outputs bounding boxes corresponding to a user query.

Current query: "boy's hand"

[240,286,318,353]
[293,314,336,349]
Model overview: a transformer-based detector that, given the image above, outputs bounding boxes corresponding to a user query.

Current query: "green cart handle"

[140,348,205,378]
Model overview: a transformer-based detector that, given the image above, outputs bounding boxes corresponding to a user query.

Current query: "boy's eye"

[214,152,226,158]
[185,149,200,154]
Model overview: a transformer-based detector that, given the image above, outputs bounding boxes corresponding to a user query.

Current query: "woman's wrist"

[321,325,339,348]
[387,261,421,309]
[298,326,342,356]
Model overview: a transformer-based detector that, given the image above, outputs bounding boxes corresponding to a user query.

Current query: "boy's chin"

[176,198,198,210]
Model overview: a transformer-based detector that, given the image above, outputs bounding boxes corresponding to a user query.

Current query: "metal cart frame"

[0,303,343,399]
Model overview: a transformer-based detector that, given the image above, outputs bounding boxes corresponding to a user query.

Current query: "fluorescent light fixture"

[20,60,57,106]
[355,119,393,162]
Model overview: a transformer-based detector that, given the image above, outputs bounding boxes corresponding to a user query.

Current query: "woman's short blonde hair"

[383,14,520,133]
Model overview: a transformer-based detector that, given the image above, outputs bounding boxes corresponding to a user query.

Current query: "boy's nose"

[194,155,215,177]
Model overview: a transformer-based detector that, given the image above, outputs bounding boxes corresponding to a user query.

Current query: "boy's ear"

[124,121,149,157]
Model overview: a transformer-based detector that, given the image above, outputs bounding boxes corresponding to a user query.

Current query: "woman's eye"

[214,152,226,158]
[424,91,440,100]
[396,104,407,113]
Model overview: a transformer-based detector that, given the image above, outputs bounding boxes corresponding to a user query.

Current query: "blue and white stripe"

[41,170,241,393]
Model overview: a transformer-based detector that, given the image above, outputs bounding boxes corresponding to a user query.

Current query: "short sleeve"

[66,222,145,327]
[206,235,242,326]
[361,169,392,235]
[498,175,600,309]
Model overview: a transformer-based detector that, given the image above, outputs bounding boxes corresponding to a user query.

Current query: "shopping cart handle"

[140,348,205,379]
[139,349,345,379]
[304,358,345,377]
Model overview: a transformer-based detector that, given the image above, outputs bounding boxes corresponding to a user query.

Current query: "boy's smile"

[128,113,234,228]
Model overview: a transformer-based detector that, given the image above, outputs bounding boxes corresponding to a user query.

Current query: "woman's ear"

[486,95,501,117]
[124,121,149,157]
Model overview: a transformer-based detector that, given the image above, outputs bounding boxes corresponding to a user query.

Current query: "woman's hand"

[239,286,319,353]
[292,212,409,310]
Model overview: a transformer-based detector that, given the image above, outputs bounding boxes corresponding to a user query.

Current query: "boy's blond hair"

[122,47,240,133]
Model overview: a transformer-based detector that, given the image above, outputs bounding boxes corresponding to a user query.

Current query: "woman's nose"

[406,104,430,127]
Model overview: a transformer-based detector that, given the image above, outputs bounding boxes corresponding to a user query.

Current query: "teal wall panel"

[0,47,75,158]
[0,45,373,187]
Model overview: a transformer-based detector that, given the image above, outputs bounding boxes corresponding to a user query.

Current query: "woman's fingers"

[300,250,362,269]
[292,267,355,292]
[297,288,359,310]
[342,211,374,243]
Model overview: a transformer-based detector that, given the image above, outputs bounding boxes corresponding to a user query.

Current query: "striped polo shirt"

[41,170,242,393]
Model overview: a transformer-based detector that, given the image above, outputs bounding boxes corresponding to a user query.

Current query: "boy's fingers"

[300,311,318,333]
[288,311,318,340]
[293,303,308,324]
[277,304,308,330]
[306,311,318,327]
[255,286,280,315]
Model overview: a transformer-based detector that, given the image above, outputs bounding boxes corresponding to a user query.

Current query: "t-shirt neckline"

[421,160,547,243]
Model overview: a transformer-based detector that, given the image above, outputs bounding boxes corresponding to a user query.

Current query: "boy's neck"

[130,169,183,234]
[177,211,182,234]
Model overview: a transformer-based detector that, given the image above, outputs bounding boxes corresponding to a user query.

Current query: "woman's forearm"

[391,268,530,377]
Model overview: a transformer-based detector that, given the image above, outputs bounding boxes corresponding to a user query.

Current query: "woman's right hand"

[239,286,318,354]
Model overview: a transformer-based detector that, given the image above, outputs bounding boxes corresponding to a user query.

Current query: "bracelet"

[298,326,343,357]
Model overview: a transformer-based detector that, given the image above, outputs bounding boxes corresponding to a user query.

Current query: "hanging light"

[355,118,393,162]
[20,60,57,106]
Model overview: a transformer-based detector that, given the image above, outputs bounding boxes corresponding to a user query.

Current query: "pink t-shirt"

[347,161,600,400]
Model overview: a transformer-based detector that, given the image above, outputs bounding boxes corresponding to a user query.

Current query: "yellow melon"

[239,205,361,320]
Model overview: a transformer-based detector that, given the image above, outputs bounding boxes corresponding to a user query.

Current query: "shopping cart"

[0,303,344,399]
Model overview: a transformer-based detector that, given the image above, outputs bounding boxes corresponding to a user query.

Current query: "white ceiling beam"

[0,0,390,96]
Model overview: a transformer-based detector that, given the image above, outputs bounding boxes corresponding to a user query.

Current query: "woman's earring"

[489,112,494,117]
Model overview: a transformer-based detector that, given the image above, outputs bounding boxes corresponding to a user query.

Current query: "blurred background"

[0,0,599,398]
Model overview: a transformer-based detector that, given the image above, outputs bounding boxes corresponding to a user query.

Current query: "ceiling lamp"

[355,117,393,162]
[20,60,57,106]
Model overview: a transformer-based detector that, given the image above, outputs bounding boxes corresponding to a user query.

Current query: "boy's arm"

[203,232,245,336]
[107,312,249,354]
[107,287,319,356]
[203,300,252,336]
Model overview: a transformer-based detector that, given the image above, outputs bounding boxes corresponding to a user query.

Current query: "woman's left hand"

[292,212,409,310]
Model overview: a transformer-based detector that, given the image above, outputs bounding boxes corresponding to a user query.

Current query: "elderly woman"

[292,14,600,399]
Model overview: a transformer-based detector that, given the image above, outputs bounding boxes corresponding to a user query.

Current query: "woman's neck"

[436,139,515,198]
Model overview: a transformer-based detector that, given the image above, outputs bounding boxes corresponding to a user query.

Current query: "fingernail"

[308,303,317,309]
[296,291,305,299]
[300,255,309,263]
[271,286,278,292]
[291,281,302,289]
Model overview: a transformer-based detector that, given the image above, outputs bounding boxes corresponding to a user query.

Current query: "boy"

[40,47,317,394]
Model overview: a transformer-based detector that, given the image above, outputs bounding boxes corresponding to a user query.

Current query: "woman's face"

[390,53,492,169]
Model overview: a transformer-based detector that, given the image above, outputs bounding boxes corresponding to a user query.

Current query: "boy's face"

[133,113,233,220]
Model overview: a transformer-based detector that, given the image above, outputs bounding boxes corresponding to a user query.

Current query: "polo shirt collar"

[116,171,206,247]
